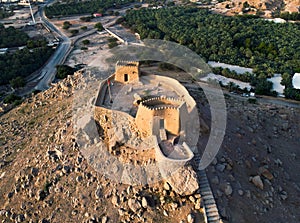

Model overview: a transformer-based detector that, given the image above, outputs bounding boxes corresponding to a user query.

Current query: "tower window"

[124,73,128,82]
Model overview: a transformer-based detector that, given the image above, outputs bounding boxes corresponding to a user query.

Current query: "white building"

[293,73,300,89]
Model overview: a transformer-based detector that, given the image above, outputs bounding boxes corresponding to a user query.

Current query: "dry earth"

[0,73,204,223]
[0,66,299,223]
[213,0,300,17]
[187,82,300,223]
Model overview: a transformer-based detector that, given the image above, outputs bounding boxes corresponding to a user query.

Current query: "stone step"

[206,207,219,213]
[159,129,167,141]
[207,215,220,221]
[193,160,221,223]
[198,173,207,178]
[206,211,219,218]
[199,183,211,189]
[202,194,215,200]
[204,199,215,205]
[205,204,217,209]
[199,179,209,184]
[201,191,213,196]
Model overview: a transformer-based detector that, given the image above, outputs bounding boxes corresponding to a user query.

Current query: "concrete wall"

[141,75,197,108]
[135,103,155,136]
[105,28,125,43]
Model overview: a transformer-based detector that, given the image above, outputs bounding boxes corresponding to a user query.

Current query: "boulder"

[223,183,233,196]
[128,198,141,212]
[167,166,199,196]
[258,167,274,180]
[251,175,264,190]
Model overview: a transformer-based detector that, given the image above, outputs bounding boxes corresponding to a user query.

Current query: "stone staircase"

[192,152,221,223]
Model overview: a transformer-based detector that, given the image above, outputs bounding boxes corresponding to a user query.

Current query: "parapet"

[139,96,184,111]
[115,61,139,70]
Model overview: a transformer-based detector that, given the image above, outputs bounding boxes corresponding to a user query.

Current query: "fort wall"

[141,75,197,108]
[95,74,115,106]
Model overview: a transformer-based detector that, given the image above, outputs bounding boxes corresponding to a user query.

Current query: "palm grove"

[0,24,54,87]
[122,7,300,100]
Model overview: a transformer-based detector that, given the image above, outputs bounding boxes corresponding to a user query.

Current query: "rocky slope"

[214,0,300,17]
[0,72,204,223]
[189,86,300,223]
[1,69,300,223]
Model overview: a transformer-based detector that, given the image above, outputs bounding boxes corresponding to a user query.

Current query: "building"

[114,61,139,83]
[94,61,200,166]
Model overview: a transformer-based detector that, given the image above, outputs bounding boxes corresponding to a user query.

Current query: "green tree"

[70,29,79,36]
[94,22,104,31]
[56,65,76,79]
[82,39,90,45]
[3,94,22,104]
[10,76,25,88]
[62,21,72,30]
[108,41,118,49]
[281,72,292,87]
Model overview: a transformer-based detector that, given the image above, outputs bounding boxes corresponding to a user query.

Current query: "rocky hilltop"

[0,72,204,223]
[1,69,300,223]
[214,0,300,17]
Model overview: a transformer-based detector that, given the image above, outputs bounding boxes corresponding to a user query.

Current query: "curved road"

[34,7,71,91]
[30,3,136,91]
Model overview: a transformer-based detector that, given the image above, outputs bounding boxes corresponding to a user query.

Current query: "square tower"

[115,61,139,83]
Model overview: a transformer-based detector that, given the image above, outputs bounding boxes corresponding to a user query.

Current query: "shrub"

[82,39,90,45]
[55,65,76,79]
[62,21,72,29]
[94,22,104,31]
[3,94,22,104]
[70,29,79,36]
[248,98,257,104]
[10,76,25,88]
[108,41,118,49]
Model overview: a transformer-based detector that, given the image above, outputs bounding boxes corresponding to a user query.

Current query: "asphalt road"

[34,7,71,91]
[29,3,137,91]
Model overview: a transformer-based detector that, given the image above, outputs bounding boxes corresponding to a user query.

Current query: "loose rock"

[167,166,199,196]
[251,175,264,190]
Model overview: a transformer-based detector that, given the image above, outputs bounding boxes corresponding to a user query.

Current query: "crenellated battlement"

[116,61,139,69]
[141,95,183,104]
[138,103,178,111]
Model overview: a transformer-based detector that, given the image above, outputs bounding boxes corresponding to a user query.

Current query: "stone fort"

[94,60,199,165]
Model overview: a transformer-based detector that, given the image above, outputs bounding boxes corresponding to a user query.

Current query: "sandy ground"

[4,6,38,21]
[65,33,113,67]
[200,73,252,90]
[208,61,253,74]
[51,15,115,38]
